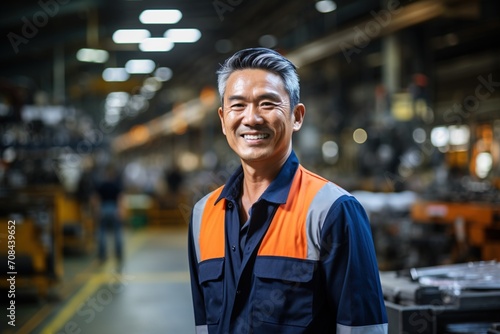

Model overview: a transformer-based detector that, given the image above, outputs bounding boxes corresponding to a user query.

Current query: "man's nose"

[242,104,264,125]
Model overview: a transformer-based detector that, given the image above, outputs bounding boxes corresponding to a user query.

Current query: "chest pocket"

[253,256,316,328]
[198,258,224,325]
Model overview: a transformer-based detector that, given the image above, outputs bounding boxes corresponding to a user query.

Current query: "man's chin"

[238,150,270,163]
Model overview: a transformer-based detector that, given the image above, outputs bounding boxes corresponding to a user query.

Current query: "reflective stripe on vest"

[191,186,226,263]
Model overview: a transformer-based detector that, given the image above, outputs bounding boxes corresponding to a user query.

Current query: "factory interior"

[1,0,500,333]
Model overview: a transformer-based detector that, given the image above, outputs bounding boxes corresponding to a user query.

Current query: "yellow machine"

[0,186,65,298]
[57,191,95,254]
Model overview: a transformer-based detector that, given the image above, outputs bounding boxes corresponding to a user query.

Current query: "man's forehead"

[226,69,285,90]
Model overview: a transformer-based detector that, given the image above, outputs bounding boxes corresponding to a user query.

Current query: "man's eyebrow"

[227,95,246,102]
[257,93,281,101]
[227,93,282,102]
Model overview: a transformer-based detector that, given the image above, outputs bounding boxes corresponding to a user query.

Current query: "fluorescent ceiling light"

[139,38,174,52]
[125,59,156,74]
[139,9,182,24]
[113,29,150,44]
[105,113,120,125]
[143,77,162,92]
[102,68,130,82]
[155,67,173,82]
[164,28,201,43]
[106,92,130,108]
[105,107,121,116]
[76,48,109,63]
[315,0,337,13]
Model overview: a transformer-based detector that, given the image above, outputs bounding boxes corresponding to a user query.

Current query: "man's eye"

[261,102,275,107]
[231,104,245,109]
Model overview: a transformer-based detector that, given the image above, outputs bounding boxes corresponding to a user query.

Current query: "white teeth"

[244,134,268,140]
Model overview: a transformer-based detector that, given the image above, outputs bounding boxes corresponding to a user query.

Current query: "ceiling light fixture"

[143,77,162,92]
[139,9,182,24]
[113,29,150,44]
[106,92,130,108]
[139,38,174,52]
[102,68,130,82]
[315,0,337,13]
[164,28,201,43]
[125,59,156,74]
[76,48,109,63]
[154,67,173,82]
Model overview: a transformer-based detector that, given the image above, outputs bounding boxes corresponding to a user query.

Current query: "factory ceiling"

[1,0,499,134]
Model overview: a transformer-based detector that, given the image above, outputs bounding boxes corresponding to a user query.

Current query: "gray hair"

[217,48,300,109]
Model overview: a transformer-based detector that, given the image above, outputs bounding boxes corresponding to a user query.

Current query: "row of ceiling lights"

[76,1,337,63]
[92,2,337,126]
[75,9,202,82]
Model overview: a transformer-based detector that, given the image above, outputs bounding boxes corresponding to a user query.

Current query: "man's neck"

[239,150,291,216]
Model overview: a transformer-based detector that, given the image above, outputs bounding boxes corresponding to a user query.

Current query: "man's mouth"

[242,134,270,140]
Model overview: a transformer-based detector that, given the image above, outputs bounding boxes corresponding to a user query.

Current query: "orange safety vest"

[192,165,348,264]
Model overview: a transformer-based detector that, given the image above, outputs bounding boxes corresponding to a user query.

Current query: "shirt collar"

[216,151,299,205]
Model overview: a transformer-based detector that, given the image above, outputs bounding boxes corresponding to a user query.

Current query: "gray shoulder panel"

[305,182,351,261]
[191,192,212,263]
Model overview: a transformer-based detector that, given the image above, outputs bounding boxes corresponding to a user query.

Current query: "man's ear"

[292,103,305,131]
[218,107,226,135]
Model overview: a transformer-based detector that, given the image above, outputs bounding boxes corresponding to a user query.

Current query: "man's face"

[218,69,304,165]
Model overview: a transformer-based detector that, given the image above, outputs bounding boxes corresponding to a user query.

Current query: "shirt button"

[227,202,233,209]
[231,245,236,251]
[236,290,241,295]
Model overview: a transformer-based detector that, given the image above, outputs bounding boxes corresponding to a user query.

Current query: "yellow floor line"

[40,274,102,334]
[38,271,190,334]
[16,260,101,334]
[37,230,150,334]
[16,303,54,334]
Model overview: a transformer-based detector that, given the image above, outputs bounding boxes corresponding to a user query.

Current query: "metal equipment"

[382,261,500,334]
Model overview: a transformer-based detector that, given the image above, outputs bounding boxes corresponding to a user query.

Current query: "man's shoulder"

[299,166,352,201]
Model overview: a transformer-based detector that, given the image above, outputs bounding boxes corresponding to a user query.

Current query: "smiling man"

[188,48,388,334]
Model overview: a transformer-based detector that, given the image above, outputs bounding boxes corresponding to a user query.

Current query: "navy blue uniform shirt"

[188,151,388,334]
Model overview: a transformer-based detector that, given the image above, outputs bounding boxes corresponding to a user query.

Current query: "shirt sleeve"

[319,195,388,333]
[187,216,208,332]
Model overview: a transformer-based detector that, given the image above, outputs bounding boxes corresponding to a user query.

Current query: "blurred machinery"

[409,121,500,265]
[411,200,500,263]
[0,109,99,298]
[59,190,95,254]
[382,261,500,334]
[0,186,65,299]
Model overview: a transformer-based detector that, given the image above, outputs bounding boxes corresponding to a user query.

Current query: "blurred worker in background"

[188,48,388,333]
[165,164,184,206]
[166,165,183,195]
[93,164,124,263]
